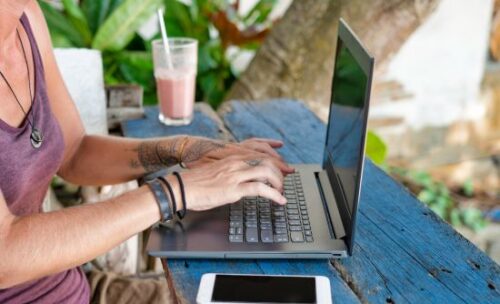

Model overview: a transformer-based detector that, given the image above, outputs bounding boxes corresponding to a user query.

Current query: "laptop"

[146,19,374,259]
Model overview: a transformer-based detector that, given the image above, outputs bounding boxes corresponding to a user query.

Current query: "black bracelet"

[158,176,177,214]
[173,171,187,219]
[145,179,173,222]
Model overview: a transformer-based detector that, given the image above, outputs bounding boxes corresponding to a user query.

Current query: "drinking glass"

[152,38,198,125]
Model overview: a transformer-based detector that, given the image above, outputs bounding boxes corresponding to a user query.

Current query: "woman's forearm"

[0,185,160,289]
[58,135,185,185]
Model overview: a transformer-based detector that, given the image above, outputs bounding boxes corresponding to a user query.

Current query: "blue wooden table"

[123,99,500,303]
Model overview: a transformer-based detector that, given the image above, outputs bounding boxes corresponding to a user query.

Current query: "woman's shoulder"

[23,0,53,57]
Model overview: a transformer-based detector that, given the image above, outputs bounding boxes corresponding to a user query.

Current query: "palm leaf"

[92,0,163,51]
[81,0,124,35]
[61,0,93,46]
[39,0,85,47]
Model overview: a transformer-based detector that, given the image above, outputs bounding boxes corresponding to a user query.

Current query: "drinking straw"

[157,8,174,70]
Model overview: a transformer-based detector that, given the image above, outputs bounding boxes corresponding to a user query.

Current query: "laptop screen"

[322,36,369,217]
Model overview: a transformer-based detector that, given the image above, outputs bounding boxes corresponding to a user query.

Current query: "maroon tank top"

[0,14,90,303]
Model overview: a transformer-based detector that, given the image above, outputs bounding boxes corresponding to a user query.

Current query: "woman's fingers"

[239,182,287,205]
[237,163,283,192]
[241,140,282,159]
[247,138,284,148]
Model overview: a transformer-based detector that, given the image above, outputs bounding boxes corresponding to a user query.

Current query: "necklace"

[0,29,43,149]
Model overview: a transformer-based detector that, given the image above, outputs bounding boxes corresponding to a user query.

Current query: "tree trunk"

[225,0,441,114]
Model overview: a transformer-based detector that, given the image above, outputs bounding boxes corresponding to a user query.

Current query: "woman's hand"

[167,156,287,211]
[180,136,295,174]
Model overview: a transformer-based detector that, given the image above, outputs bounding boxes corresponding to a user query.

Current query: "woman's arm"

[0,185,160,289]
[0,156,286,288]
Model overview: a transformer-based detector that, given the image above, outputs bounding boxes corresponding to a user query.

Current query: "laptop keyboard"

[229,172,314,243]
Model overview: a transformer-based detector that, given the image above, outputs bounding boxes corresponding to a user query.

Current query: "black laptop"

[146,19,374,259]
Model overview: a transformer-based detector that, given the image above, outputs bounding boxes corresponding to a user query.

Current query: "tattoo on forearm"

[181,139,225,162]
[130,139,181,172]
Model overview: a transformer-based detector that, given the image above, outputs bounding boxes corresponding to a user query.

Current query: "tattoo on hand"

[130,138,226,172]
[181,139,226,163]
[130,139,181,172]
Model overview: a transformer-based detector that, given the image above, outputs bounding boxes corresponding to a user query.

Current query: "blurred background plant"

[40,0,277,107]
[390,168,489,232]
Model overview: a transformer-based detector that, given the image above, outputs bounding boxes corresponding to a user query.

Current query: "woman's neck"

[0,0,29,56]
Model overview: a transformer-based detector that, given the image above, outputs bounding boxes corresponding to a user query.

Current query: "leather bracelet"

[173,171,187,219]
[158,176,177,214]
[145,179,173,223]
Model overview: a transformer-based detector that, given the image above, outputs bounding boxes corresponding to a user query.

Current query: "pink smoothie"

[156,69,196,119]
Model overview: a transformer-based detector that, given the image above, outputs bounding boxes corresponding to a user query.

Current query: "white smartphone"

[196,273,332,304]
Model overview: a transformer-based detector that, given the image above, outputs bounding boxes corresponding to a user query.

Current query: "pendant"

[30,128,43,149]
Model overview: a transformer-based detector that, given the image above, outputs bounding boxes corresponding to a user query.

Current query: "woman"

[0,1,293,302]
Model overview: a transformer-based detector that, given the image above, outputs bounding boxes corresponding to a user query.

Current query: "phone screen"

[211,274,316,303]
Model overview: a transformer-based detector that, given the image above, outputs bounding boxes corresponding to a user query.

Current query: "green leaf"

[366,131,387,165]
[418,190,435,205]
[461,207,487,232]
[117,51,154,83]
[81,0,123,35]
[92,0,163,51]
[450,208,462,227]
[243,0,277,25]
[430,204,446,220]
[164,0,194,37]
[61,0,93,46]
[463,179,474,197]
[39,0,85,47]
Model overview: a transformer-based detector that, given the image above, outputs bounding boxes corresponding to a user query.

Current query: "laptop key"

[305,230,312,236]
[303,220,310,225]
[261,230,273,243]
[274,235,289,243]
[245,222,258,228]
[306,236,314,242]
[230,215,242,221]
[288,220,301,226]
[289,225,303,231]
[302,215,309,220]
[274,222,287,228]
[236,227,244,235]
[230,221,242,228]
[229,235,243,243]
[287,209,299,215]
[288,215,300,220]
[291,232,304,243]
[304,225,311,230]
[275,228,287,234]
[246,228,258,242]
[229,227,236,235]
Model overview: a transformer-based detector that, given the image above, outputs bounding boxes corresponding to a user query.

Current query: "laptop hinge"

[316,170,347,239]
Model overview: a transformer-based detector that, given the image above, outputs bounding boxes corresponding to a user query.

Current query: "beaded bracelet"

[173,171,187,219]
[145,179,173,223]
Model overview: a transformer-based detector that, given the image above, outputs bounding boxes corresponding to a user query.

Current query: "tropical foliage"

[40,0,277,107]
